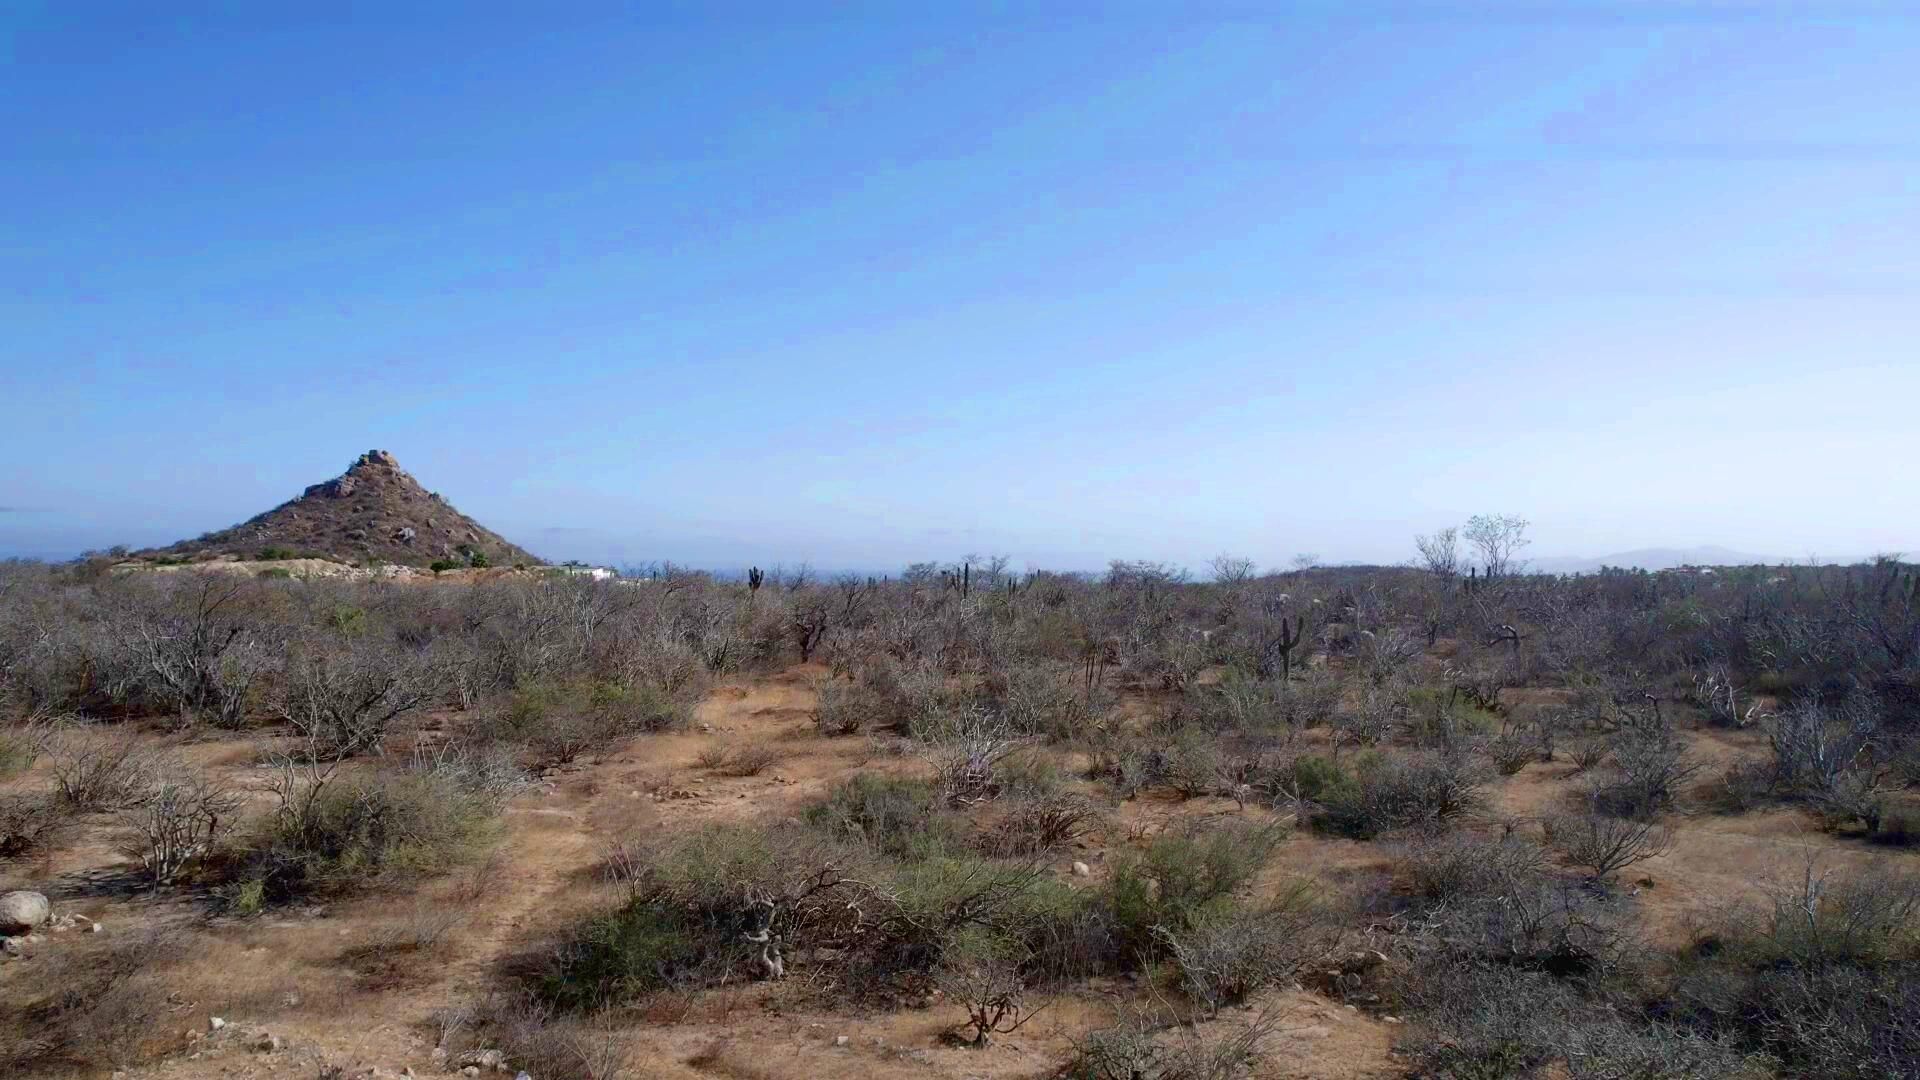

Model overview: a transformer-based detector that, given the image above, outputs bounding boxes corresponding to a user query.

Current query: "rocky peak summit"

[145,450,537,569]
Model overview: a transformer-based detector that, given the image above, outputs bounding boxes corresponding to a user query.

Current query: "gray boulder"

[0,891,49,936]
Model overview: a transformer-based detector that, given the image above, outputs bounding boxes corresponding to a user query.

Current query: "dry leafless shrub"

[1758,860,1920,970]
[691,742,731,771]
[0,792,65,859]
[45,729,164,811]
[810,674,876,736]
[491,994,634,1080]
[1001,661,1102,740]
[118,574,272,729]
[721,743,782,777]
[922,707,1026,804]
[936,934,1033,1046]
[1065,1000,1284,1080]
[0,722,46,776]
[1398,964,1765,1080]
[1544,811,1671,882]
[1393,829,1546,901]
[1767,697,1879,795]
[277,642,436,757]
[1487,730,1537,775]
[1596,711,1701,818]
[1159,730,1228,800]
[1710,759,1777,813]
[1566,735,1610,774]
[981,791,1101,856]
[1155,890,1335,1013]
[117,770,243,884]
[0,928,187,1074]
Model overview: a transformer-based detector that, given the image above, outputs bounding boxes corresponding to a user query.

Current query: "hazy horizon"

[6,5,1918,567]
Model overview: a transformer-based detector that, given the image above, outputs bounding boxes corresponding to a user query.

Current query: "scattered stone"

[462,1069,481,1077]
[253,1032,283,1053]
[210,1016,227,1031]
[0,890,50,935]
[1338,949,1389,975]
[1070,861,1091,877]
[834,1035,850,1047]
[460,1049,505,1070]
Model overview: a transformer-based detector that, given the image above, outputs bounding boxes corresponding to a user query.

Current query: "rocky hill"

[146,450,540,569]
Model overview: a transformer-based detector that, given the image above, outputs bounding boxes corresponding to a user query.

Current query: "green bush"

[1406,687,1500,747]
[1288,753,1359,801]
[487,678,686,763]
[806,773,956,859]
[227,763,503,904]
[1102,821,1285,964]
[1312,754,1485,840]
[1156,886,1333,1012]
[543,825,873,1010]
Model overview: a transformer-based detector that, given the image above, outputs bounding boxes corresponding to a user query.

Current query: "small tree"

[938,933,1034,1047]
[47,730,162,811]
[277,643,435,757]
[1208,555,1256,587]
[1415,527,1461,577]
[1464,514,1531,577]
[120,771,242,885]
[1546,812,1671,882]
[121,574,268,728]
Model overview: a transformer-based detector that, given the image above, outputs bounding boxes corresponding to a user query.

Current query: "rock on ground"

[0,890,50,935]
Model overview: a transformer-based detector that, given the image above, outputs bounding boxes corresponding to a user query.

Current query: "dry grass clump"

[0,929,188,1075]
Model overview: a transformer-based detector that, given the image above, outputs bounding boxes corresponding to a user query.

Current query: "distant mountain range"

[1528,546,1789,575]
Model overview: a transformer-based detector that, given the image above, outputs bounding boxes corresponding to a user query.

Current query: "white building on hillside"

[547,563,616,581]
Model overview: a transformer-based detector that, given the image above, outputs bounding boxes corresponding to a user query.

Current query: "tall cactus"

[1276,614,1304,683]
[747,566,764,593]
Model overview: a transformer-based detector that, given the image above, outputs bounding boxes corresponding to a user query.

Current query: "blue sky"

[4,2,1917,570]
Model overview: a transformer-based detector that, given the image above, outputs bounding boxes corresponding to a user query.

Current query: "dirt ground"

[2,665,1905,1080]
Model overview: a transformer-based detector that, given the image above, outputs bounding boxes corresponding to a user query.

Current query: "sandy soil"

[4,666,1909,1079]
